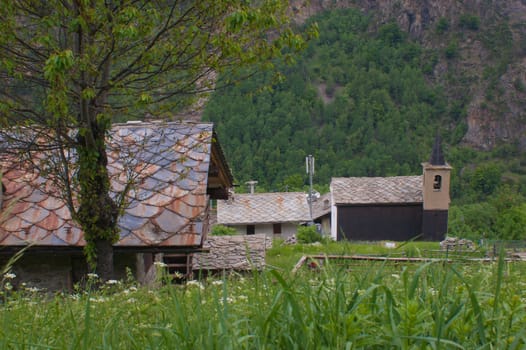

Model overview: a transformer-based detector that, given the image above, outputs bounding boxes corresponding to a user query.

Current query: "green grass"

[0,244,525,349]
[267,240,443,270]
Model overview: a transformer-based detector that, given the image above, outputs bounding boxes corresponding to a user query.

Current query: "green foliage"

[449,185,526,240]
[436,17,449,35]
[459,14,481,30]
[210,225,238,236]
[445,39,459,59]
[494,204,526,240]
[204,8,449,190]
[470,163,502,196]
[296,225,322,243]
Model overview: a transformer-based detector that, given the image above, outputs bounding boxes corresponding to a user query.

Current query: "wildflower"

[129,286,138,292]
[127,298,137,304]
[173,271,183,279]
[186,280,204,290]
[87,273,99,279]
[3,272,16,279]
[212,280,224,286]
[89,297,107,303]
[106,279,119,285]
[391,274,400,279]
[4,282,13,291]
[26,287,41,293]
[154,261,168,268]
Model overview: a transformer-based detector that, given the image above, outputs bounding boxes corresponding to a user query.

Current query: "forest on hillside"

[204,8,526,240]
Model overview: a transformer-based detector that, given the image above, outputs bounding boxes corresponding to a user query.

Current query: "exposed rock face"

[292,0,526,150]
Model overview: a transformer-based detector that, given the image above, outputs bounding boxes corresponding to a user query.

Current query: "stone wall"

[193,234,272,272]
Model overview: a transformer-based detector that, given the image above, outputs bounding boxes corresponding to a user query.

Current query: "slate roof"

[311,192,332,219]
[0,121,231,249]
[217,192,311,225]
[331,176,423,205]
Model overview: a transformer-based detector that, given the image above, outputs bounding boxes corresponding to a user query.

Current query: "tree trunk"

[76,119,119,281]
[94,239,114,280]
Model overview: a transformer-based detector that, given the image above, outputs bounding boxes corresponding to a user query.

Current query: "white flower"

[4,282,13,290]
[4,273,16,279]
[89,297,107,303]
[106,279,119,285]
[391,274,400,279]
[127,298,137,303]
[154,261,168,268]
[87,273,99,279]
[186,280,204,290]
[212,280,224,286]
[26,287,41,293]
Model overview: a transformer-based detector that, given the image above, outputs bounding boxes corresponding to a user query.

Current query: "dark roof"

[217,192,311,225]
[0,121,232,249]
[331,176,423,205]
[429,135,446,166]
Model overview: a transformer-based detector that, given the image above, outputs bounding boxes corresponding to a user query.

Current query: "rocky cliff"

[292,0,526,150]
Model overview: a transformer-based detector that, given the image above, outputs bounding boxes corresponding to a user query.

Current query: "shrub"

[296,225,323,243]
[436,18,449,35]
[459,14,480,30]
[210,225,237,236]
[445,40,459,59]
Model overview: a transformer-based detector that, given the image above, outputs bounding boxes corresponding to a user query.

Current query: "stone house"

[217,192,311,239]
[0,121,233,290]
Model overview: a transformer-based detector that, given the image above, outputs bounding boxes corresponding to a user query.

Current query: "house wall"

[1,252,147,291]
[230,223,299,239]
[315,215,331,236]
[336,204,423,241]
[5,254,74,291]
[422,210,448,241]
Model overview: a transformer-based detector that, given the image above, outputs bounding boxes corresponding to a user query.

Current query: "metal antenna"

[306,155,314,224]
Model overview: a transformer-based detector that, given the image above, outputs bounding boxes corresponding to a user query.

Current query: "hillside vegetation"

[204,8,526,240]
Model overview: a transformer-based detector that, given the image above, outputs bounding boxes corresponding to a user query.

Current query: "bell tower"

[421,136,452,240]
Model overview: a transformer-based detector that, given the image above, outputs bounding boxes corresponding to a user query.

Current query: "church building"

[329,137,451,241]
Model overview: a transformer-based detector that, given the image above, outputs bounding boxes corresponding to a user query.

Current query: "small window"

[273,223,282,235]
[433,175,442,190]
[246,225,255,235]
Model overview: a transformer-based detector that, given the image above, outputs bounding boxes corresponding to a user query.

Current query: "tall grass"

[0,256,525,349]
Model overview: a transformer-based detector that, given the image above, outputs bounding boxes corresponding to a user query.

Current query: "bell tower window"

[433,175,442,190]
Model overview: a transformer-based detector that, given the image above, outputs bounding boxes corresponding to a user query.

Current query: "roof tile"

[218,192,311,225]
[331,176,423,204]
[1,121,225,249]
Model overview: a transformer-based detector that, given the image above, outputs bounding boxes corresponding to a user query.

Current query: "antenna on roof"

[306,155,315,224]
[245,180,258,194]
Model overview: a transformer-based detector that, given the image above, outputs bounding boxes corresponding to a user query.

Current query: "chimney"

[245,180,258,194]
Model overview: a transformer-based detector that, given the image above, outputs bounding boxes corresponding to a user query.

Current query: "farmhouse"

[330,138,451,241]
[217,192,311,238]
[0,121,233,290]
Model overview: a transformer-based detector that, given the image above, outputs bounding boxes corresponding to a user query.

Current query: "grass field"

[0,241,525,349]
